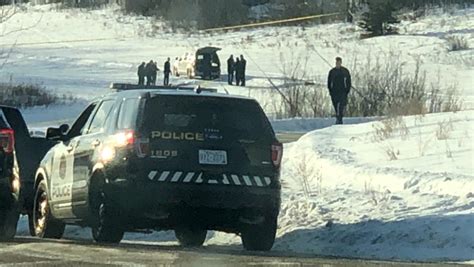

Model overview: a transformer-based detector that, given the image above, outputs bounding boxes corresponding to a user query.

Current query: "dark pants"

[164,72,170,86]
[138,75,145,85]
[228,71,233,85]
[235,72,241,86]
[152,74,157,85]
[146,75,152,86]
[330,93,348,124]
[240,73,246,86]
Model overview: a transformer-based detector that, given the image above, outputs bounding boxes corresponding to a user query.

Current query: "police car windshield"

[142,96,273,141]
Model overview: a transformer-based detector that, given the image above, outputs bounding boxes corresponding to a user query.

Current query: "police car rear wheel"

[175,227,207,247]
[33,180,65,239]
[241,215,277,251]
[91,192,124,244]
[0,208,19,241]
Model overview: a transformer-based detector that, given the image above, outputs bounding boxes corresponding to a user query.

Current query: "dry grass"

[446,35,470,52]
[0,83,74,108]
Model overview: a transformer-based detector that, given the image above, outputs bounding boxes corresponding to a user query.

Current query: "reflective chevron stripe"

[147,171,272,187]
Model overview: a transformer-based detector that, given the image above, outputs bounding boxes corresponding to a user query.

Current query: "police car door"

[49,103,97,219]
[70,99,116,217]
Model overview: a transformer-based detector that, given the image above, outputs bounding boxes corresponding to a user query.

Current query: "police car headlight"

[100,146,116,163]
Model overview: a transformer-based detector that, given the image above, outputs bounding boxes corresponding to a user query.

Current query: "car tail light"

[114,130,135,147]
[0,128,15,154]
[271,142,283,168]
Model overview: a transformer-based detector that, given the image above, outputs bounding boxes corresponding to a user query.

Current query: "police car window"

[86,100,115,134]
[68,103,97,138]
[143,96,273,141]
[117,98,140,130]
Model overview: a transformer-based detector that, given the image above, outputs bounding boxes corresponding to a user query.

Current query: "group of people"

[137,58,172,86]
[137,55,351,125]
[227,55,247,86]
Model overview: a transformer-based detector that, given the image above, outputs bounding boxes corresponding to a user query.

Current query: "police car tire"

[174,227,207,247]
[91,192,124,244]
[0,208,19,241]
[241,215,277,251]
[33,180,65,239]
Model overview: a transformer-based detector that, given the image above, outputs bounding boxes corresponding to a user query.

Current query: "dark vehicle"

[194,47,221,80]
[0,107,20,240]
[0,106,58,238]
[32,84,282,251]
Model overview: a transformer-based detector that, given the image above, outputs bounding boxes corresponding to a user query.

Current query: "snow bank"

[275,110,474,261]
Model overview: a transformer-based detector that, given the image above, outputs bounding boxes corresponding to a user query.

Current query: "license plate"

[199,150,227,165]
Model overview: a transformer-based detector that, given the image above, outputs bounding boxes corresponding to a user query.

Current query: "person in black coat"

[145,60,153,86]
[234,58,241,86]
[227,55,235,85]
[327,57,352,125]
[137,62,146,85]
[163,57,171,86]
[151,61,159,85]
[239,55,247,86]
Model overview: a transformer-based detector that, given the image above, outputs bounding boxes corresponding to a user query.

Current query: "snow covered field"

[0,4,473,110]
[1,3,473,263]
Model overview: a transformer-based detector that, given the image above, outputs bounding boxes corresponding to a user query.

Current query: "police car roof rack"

[110,83,218,93]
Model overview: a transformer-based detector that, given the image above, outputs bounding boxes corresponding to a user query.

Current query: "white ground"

[1,3,473,263]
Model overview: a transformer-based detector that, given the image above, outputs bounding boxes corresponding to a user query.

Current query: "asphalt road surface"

[0,237,462,267]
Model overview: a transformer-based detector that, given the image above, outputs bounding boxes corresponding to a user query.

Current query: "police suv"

[33,84,282,251]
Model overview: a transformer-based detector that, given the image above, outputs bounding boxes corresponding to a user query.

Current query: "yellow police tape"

[203,12,341,32]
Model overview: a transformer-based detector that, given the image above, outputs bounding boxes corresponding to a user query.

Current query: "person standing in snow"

[145,60,153,86]
[137,62,146,86]
[151,61,159,85]
[227,55,235,85]
[235,58,241,86]
[164,57,171,86]
[239,55,247,86]
[327,57,351,125]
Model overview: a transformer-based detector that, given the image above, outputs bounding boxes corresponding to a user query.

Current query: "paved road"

[0,237,461,267]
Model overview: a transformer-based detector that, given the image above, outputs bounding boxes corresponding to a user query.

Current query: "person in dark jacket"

[151,61,159,85]
[235,58,241,86]
[239,55,247,86]
[227,55,235,85]
[327,57,352,125]
[164,57,171,86]
[145,60,153,86]
[137,62,146,85]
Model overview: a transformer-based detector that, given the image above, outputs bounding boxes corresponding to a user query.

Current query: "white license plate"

[199,150,227,165]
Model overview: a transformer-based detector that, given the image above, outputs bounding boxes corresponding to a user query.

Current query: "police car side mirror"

[59,124,70,135]
[46,124,69,141]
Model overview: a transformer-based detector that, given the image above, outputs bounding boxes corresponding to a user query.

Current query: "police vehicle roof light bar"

[109,83,218,93]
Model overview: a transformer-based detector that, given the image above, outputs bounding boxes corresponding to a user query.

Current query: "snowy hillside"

[0,4,473,118]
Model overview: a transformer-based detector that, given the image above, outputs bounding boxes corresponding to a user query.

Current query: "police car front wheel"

[33,180,65,239]
[175,227,207,247]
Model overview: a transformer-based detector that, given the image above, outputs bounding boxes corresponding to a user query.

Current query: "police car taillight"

[271,142,283,167]
[114,130,135,147]
[0,129,15,154]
